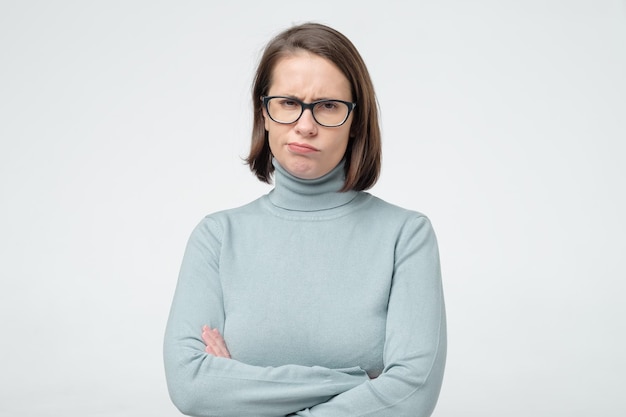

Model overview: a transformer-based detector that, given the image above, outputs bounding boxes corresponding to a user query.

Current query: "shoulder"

[205,196,265,221]
[189,197,265,239]
[362,193,433,226]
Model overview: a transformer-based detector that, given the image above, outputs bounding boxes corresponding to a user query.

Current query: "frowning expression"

[264,51,354,180]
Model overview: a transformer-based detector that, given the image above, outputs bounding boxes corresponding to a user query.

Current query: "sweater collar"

[268,158,358,212]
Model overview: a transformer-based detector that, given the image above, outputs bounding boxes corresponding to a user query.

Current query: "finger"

[210,329,230,358]
[202,327,230,358]
[209,328,231,359]
[203,334,220,356]
[201,327,213,346]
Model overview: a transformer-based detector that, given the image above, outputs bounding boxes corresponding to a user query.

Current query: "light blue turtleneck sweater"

[164,160,446,417]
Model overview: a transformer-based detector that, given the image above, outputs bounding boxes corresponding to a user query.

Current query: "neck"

[268,159,358,212]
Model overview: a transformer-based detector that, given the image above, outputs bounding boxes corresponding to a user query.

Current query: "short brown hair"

[245,22,381,191]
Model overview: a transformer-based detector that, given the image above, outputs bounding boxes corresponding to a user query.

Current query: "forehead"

[268,51,352,100]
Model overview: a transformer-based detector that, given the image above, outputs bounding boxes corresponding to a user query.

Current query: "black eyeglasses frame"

[261,96,357,127]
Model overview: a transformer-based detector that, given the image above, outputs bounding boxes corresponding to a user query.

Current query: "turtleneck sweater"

[164,160,446,417]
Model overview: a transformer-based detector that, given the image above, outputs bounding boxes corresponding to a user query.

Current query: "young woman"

[164,22,446,417]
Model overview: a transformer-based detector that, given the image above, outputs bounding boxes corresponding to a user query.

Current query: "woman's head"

[246,22,381,191]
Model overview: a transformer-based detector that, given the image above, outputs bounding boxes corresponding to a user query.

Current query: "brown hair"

[245,22,381,191]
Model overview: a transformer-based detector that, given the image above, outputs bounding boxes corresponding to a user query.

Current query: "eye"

[316,100,342,113]
[278,98,299,108]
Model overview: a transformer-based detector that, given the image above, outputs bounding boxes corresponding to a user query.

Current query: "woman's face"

[264,51,353,180]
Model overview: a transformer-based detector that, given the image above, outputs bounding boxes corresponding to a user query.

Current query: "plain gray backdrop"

[1,1,625,416]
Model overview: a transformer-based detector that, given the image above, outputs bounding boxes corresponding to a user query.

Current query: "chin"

[287,164,321,180]
[289,168,318,180]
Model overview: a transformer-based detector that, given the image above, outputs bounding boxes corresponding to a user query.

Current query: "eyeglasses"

[262,96,356,127]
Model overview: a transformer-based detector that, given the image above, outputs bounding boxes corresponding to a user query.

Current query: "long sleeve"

[163,218,370,417]
[294,215,447,417]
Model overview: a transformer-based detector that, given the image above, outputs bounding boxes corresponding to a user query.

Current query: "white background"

[1,1,625,416]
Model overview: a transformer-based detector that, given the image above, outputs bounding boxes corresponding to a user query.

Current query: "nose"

[294,108,317,137]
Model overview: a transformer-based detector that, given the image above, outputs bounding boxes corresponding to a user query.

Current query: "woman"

[164,22,446,416]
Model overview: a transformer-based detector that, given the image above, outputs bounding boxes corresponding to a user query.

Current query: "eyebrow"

[273,94,347,102]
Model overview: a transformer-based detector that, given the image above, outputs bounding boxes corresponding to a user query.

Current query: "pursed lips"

[287,142,320,153]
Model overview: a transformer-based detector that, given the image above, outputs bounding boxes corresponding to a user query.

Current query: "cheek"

[266,127,284,157]
[335,127,352,155]
[337,141,349,160]
[262,109,270,132]
[267,134,277,155]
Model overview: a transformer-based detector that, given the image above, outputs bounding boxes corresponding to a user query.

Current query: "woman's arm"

[163,218,369,417]
[293,215,447,417]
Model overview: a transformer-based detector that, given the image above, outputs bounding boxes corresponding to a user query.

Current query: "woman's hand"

[202,325,231,358]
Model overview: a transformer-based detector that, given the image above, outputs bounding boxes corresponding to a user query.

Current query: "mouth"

[287,142,319,154]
